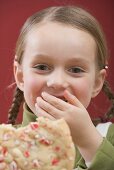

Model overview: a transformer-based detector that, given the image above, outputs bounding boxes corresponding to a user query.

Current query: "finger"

[41,92,68,110]
[36,97,61,116]
[35,102,58,120]
[64,90,85,109]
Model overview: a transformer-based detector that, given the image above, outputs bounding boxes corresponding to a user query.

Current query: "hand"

[35,90,103,162]
[35,90,93,143]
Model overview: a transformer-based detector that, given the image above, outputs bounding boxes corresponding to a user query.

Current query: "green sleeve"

[74,124,114,170]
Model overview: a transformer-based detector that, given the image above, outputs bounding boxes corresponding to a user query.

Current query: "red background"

[0,0,114,124]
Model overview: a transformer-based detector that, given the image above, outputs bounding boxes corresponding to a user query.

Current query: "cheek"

[72,79,93,108]
[23,76,45,104]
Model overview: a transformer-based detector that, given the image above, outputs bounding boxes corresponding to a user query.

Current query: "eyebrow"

[32,53,90,65]
[65,57,90,64]
[32,54,53,60]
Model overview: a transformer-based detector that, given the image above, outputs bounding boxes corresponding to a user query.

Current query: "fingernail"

[36,96,41,102]
[35,103,39,117]
[35,103,37,108]
[64,90,70,95]
[41,92,47,97]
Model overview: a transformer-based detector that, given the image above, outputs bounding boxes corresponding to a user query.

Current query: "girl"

[1,6,114,169]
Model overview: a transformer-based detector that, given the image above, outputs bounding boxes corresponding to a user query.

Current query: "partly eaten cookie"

[0,117,75,170]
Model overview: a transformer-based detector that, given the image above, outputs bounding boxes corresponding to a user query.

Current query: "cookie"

[0,117,75,170]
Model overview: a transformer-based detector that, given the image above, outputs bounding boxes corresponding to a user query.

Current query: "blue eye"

[68,67,84,73]
[36,64,48,70]
[33,64,51,73]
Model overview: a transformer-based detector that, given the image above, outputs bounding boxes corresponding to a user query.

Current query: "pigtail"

[7,87,24,125]
[102,80,114,121]
[93,80,114,126]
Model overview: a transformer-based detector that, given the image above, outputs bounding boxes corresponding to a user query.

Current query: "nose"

[46,70,69,90]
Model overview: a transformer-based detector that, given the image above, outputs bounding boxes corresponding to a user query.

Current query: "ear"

[92,69,106,98]
[14,59,24,92]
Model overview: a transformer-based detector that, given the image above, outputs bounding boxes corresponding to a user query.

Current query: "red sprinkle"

[54,146,60,151]
[30,123,39,130]
[24,151,30,158]
[52,158,59,165]
[39,138,50,145]
[2,147,7,156]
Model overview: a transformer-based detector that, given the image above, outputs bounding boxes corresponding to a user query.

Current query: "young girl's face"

[15,22,105,114]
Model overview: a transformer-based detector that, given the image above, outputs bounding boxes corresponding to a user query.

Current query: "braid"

[93,80,114,126]
[102,80,114,121]
[7,87,24,125]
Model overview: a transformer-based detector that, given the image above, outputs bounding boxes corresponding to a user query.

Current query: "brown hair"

[7,6,114,125]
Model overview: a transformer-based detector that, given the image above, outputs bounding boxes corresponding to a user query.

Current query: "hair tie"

[104,65,108,69]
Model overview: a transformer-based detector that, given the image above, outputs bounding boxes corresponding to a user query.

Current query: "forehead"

[24,22,96,63]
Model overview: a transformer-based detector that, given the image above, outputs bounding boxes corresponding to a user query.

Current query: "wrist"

[76,125,103,162]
